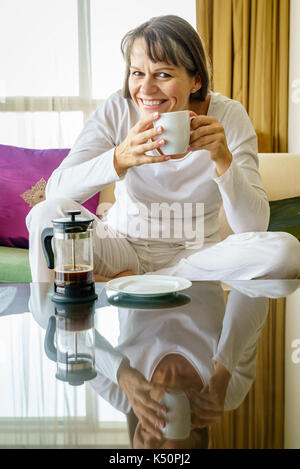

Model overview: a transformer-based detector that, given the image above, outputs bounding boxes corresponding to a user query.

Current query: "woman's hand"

[117,360,168,439]
[187,362,231,428]
[114,112,169,176]
[135,426,166,449]
[189,112,233,177]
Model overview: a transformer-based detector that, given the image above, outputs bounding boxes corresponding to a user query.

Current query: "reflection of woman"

[26,15,300,282]
[91,282,270,449]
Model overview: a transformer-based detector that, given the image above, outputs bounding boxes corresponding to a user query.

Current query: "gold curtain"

[196,0,290,153]
[209,297,286,449]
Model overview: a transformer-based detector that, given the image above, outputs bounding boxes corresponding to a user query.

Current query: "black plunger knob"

[64,210,81,222]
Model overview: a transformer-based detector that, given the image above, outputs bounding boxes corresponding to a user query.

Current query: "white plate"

[105,275,192,297]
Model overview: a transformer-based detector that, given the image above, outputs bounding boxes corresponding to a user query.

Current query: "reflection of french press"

[41,210,98,303]
[44,300,97,386]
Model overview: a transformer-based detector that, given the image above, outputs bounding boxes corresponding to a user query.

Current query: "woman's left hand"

[189,112,233,176]
[187,362,231,428]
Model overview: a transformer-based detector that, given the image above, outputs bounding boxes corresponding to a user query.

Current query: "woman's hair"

[121,15,211,102]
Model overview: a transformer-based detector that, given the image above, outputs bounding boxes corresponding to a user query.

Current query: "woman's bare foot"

[94,270,135,282]
[94,274,113,282]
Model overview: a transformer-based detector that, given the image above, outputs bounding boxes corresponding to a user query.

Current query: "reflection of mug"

[160,391,191,439]
[155,111,193,155]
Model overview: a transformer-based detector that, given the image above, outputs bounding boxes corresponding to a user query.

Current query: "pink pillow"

[0,144,100,248]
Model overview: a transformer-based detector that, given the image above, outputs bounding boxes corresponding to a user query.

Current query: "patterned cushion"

[0,144,99,248]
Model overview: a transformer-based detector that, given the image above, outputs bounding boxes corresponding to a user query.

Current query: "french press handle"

[41,227,54,269]
[44,316,67,363]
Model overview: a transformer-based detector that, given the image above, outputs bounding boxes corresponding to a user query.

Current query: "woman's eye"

[131,71,171,78]
[158,72,171,78]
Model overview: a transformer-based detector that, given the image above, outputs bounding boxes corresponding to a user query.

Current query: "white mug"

[155,110,193,155]
[160,390,191,440]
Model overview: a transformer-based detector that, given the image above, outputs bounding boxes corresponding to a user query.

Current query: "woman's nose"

[140,76,158,95]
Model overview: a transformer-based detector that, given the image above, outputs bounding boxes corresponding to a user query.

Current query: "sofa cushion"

[258,153,300,201]
[0,144,100,249]
[0,246,31,282]
[268,196,300,240]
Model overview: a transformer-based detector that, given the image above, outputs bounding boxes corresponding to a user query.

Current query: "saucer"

[105,275,192,297]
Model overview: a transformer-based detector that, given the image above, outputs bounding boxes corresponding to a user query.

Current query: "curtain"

[196,0,290,153]
[209,297,285,449]
[0,98,99,149]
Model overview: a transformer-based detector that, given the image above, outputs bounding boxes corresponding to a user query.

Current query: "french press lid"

[52,210,94,233]
[54,300,95,322]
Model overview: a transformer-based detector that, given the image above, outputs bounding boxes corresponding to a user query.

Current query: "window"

[0,0,196,147]
[90,0,196,99]
[0,0,79,97]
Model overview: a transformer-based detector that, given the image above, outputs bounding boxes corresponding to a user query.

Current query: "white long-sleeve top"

[91,282,269,413]
[46,91,270,244]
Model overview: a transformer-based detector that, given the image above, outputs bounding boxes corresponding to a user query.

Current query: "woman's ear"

[191,72,202,93]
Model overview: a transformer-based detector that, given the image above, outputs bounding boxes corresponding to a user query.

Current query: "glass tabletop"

[0,280,299,449]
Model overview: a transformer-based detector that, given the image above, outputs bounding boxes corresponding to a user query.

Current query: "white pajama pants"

[26,198,300,282]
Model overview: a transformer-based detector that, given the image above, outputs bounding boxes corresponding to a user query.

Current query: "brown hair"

[121,15,211,102]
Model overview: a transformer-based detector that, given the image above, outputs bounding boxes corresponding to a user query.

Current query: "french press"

[41,210,98,303]
[44,299,97,386]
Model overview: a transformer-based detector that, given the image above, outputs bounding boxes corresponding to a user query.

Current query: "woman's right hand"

[114,112,168,176]
[117,360,168,439]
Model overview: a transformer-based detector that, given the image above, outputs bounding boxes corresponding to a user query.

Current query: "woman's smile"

[137,97,168,110]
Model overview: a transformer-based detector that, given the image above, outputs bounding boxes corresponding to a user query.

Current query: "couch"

[0,153,299,282]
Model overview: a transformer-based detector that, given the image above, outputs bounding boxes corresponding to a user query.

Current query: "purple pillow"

[0,144,100,249]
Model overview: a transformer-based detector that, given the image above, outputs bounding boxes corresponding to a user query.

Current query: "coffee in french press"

[41,210,98,303]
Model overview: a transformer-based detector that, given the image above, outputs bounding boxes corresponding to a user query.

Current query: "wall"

[288,0,300,152]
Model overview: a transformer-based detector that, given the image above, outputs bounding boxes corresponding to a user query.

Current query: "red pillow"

[0,144,100,248]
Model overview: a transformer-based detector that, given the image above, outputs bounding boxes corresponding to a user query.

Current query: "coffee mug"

[155,110,194,155]
[160,390,191,440]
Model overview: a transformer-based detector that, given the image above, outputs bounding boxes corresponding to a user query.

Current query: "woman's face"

[133,422,205,449]
[128,38,201,116]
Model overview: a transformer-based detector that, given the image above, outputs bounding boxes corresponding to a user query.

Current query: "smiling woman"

[27,14,300,282]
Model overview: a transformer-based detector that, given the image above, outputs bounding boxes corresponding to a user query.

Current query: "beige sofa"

[258,153,300,201]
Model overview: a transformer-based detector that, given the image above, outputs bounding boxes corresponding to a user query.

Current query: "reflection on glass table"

[0,280,299,449]
[0,282,127,449]
[95,281,299,449]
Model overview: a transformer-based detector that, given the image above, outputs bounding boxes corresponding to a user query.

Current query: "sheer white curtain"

[0,0,96,148]
[0,0,196,148]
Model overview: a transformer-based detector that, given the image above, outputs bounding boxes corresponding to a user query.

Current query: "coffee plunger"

[41,210,98,303]
[44,299,97,386]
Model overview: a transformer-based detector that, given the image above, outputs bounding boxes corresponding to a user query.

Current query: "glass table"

[0,280,299,449]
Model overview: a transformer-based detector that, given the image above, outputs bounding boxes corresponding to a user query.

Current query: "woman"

[26,15,300,281]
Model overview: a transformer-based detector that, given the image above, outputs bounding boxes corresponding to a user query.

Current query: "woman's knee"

[268,232,300,278]
[26,198,81,230]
